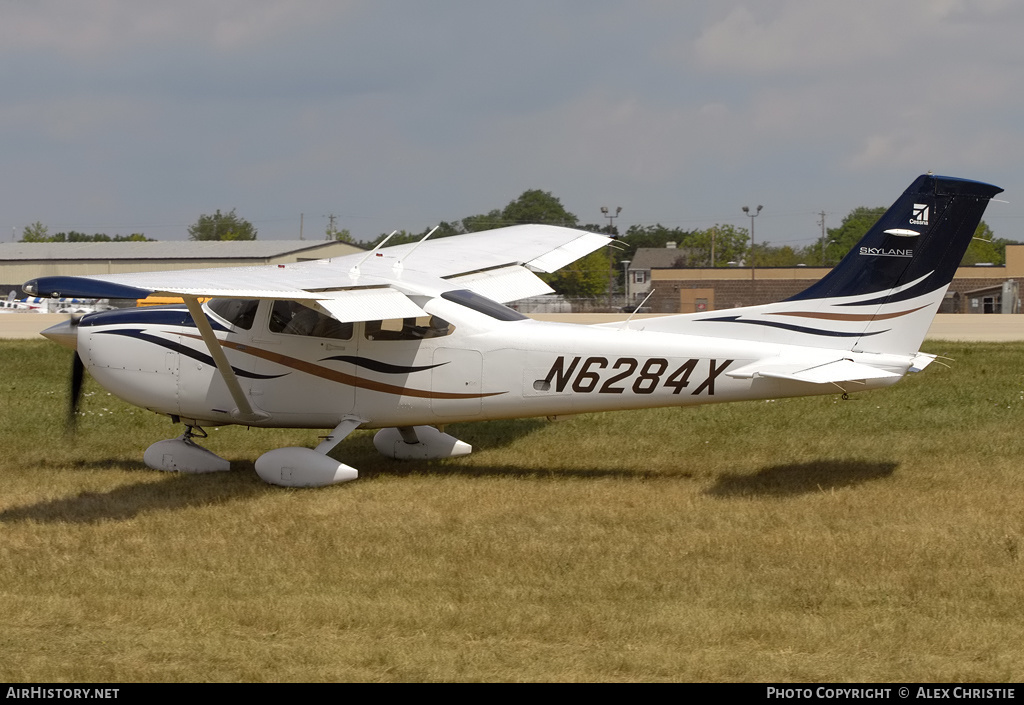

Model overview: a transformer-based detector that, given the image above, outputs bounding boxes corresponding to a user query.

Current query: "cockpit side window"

[207,298,259,330]
[364,316,453,341]
[269,300,353,340]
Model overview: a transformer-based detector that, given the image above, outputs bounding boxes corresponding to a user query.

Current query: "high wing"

[23,225,610,323]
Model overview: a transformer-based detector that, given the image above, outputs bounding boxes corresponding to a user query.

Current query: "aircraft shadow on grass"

[3,452,897,524]
[0,469,267,524]
[704,460,898,499]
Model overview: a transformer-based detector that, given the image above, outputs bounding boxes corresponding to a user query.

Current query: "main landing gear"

[143,425,231,474]
[143,418,472,488]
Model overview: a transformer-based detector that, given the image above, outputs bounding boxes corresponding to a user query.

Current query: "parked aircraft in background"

[1,291,115,314]
[25,174,1001,487]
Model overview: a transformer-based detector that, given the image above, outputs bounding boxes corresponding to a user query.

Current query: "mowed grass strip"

[0,340,1022,682]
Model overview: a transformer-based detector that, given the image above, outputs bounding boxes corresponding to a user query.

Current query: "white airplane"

[26,174,1001,487]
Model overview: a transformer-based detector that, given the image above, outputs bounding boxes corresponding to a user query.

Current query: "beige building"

[638,244,1024,314]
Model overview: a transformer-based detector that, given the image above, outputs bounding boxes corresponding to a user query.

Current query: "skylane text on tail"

[25,174,1001,486]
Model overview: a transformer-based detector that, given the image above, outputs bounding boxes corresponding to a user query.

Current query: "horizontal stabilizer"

[727,358,901,385]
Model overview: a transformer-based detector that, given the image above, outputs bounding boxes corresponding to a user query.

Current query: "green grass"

[1,340,1022,682]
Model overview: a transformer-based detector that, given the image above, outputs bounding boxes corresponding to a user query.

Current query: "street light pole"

[742,204,763,302]
[821,239,836,266]
[601,206,621,310]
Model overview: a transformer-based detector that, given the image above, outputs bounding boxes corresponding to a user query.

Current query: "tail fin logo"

[910,203,930,225]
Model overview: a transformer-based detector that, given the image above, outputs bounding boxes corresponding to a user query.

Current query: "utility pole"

[326,214,337,240]
[817,210,826,264]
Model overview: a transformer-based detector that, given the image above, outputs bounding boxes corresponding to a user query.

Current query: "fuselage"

[70,294,909,430]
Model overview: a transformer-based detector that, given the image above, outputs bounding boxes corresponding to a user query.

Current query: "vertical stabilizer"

[633,175,1003,355]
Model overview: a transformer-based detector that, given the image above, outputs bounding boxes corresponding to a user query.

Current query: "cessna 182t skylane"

[25,174,1001,487]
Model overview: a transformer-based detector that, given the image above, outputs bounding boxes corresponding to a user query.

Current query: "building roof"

[0,240,363,262]
[629,247,699,270]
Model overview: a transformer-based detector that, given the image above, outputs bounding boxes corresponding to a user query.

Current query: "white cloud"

[0,0,361,56]
[692,0,1016,75]
[2,1,1024,245]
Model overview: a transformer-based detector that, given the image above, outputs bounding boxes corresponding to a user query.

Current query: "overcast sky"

[3,0,1024,251]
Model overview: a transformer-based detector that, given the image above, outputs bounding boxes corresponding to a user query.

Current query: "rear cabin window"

[364,316,453,341]
[269,300,353,340]
[207,298,259,330]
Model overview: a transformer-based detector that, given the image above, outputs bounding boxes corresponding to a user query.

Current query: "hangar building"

[1,240,364,298]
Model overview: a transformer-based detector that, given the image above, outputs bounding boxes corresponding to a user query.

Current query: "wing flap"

[446,265,553,303]
[316,288,427,323]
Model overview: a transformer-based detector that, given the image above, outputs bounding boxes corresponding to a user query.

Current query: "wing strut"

[183,296,268,423]
[350,230,398,276]
[393,225,439,272]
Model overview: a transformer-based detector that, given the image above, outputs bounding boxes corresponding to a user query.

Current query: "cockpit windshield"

[440,289,527,321]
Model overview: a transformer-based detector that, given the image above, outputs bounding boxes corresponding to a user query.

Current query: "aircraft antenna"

[394,225,439,272]
[350,230,398,276]
[621,288,656,329]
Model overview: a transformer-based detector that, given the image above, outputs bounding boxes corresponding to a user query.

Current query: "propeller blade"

[67,352,84,433]
[65,314,84,433]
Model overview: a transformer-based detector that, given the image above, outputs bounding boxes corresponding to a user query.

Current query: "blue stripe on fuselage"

[79,306,230,332]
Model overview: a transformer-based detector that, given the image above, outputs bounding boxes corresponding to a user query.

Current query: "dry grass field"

[1,339,1022,682]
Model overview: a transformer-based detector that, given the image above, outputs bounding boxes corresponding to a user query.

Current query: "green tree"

[751,243,806,266]
[819,206,1008,266]
[461,209,505,233]
[460,190,578,232]
[500,189,578,227]
[53,232,152,242]
[691,224,750,266]
[361,190,579,246]
[820,206,887,263]
[188,209,257,241]
[620,223,749,267]
[24,228,153,242]
[541,248,609,297]
[326,225,354,243]
[362,222,463,249]
[959,223,1017,266]
[20,221,49,242]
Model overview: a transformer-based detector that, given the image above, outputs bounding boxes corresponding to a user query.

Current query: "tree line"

[356,190,1017,296]
[17,191,1016,297]
[18,209,258,243]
